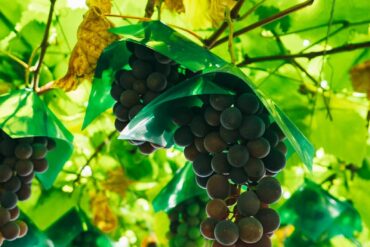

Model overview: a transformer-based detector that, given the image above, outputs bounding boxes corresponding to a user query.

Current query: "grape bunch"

[110,41,192,155]
[167,195,208,247]
[0,129,55,244]
[172,92,287,246]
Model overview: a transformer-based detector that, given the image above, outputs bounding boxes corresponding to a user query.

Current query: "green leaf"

[0,0,26,39]
[255,5,291,33]
[8,20,45,54]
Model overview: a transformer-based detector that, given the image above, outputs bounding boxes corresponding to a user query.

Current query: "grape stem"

[0,50,29,69]
[209,0,315,48]
[32,0,57,91]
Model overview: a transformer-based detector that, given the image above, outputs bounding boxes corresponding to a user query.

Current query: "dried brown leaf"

[55,0,118,91]
[163,0,185,13]
[350,60,370,99]
[208,0,236,27]
[90,192,118,233]
[102,168,132,197]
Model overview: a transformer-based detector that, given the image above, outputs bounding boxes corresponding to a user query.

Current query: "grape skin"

[206,175,231,200]
[237,191,261,216]
[238,217,263,244]
[255,177,282,204]
[214,220,239,246]
[206,199,229,220]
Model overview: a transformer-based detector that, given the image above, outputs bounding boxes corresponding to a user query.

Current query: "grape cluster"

[167,195,208,247]
[0,129,55,243]
[111,42,192,154]
[172,92,286,246]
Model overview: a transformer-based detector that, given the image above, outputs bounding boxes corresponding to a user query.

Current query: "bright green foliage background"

[0,0,369,246]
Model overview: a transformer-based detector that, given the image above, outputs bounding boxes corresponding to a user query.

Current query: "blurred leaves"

[90,192,118,233]
[351,60,370,99]
[102,168,133,197]
[255,5,291,33]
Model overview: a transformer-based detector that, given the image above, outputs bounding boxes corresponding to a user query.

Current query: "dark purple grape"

[255,177,282,204]
[210,95,234,111]
[247,138,270,159]
[138,142,156,155]
[219,126,240,144]
[154,52,171,64]
[174,126,194,147]
[131,60,153,79]
[14,143,33,160]
[128,104,144,120]
[255,208,280,233]
[113,103,129,122]
[171,107,193,126]
[190,115,211,138]
[211,153,231,174]
[3,176,21,193]
[244,158,265,182]
[263,129,279,147]
[269,123,285,141]
[276,142,287,155]
[220,107,242,130]
[0,191,18,209]
[17,184,31,201]
[214,220,239,246]
[230,167,249,184]
[204,107,221,127]
[9,207,19,221]
[32,159,49,173]
[194,138,206,153]
[0,165,12,183]
[184,144,199,161]
[17,221,28,238]
[204,132,227,153]
[242,235,272,247]
[110,83,123,101]
[0,208,10,226]
[263,148,286,173]
[206,199,229,220]
[238,217,263,244]
[143,91,159,104]
[227,145,249,168]
[46,139,56,151]
[192,153,213,177]
[134,45,154,60]
[200,218,218,240]
[19,172,34,184]
[146,72,167,92]
[239,116,265,140]
[237,191,260,216]
[119,90,140,108]
[31,143,47,159]
[132,79,147,94]
[206,175,231,200]
[118,70,136,89]
[236,93,260,114]
[0,222,20,240]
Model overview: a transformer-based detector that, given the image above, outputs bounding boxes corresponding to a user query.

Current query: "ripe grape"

[238,217,263,244]
[276,142,287,155]
[255,208,280,233]
[190,115,211,137]
[131,59,153,79]
[0,208,10,226]
[194,138,207,153]
[132,79,147,94]
[19,172,35,184]
[118,70,136,89]
[17,184,31,201]
[171,107,193,126]
[220,107,242,130]
[195,174,212,189]
[15,159,33,177]
[147,72,167,92]
[206,175,231,200]
[119,90,140,108]
[229,168,249,184]
[32,159,48,173]
[255,177,282,204]
[8,207,19,221]
[110,82,123,101]
[247,138,270,159]
[31,143,47,159]
[0,222,20,240]
[46,138,56,151]
[14,143,33,160]
[209,95,234,111]
[227,145,249,168]
[204,132,227,153]
[0,165,12,183]
[174,126,194,147]
[219,126,239,144]
[184,144,200,161]
[204,107,221,127]
[134,45,154,60]
[242,235,271,247]
[138,142,156,155]
[263,129,279,147]
[239,116,265,140]
[113,103,129,122]
[0,191,18,209]
[17,221,28,238]
[263,148,286,173]
[192,153,213,177]
[214,220,239,246]
[237,191,260,216]
[200,218,218,240]
[244,158,265,182]
[143,91,159,104]
[211,153,231,174]
[206,199,229,220]
[128,104,144,120]
[3,176,21,193]
[154,52,171,64]
[236,93,260,115]
[269,123,285,141]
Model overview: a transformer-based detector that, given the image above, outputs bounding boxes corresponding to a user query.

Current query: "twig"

[225,8,236,64]
[210,0,315,48]
[25,47,39,86]
[238,41,370,66]
[37,81,55,95]
[204,0,245,47]
[237,0,266,21]
[0,50,29,69]
[32,0,57,91]
[144,0,156,18]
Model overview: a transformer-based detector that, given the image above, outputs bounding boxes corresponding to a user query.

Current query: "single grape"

[244,158,265,182]
[177,223,188,236]
[174,126,194,147]
[195,174,212,189]
[17,184,31,201]
[0,222,20,240]
[255,208,280,233]
[134,45,154,60]
[184,144,200,161]
[188,226,201,240]
[255,177,282,204]
[209,95,234,111]
[32,143,48,159]
[206,199,229,220]
[276,142,287,155]
[146,72,168,92]
[237,191,260,216]
[229,168,249,185]
[138,142,156,155]
[118,70,136,89]
[214,220,239,246]
[110,82,123,101]
[263,148,286,173]
[190,115,211,138]
[128,104,144,120]
[269,123,285,141]
[227,145,249,168]
[187,216,200,226]
[171,107,193,126]
[32,159,49,173]
[239,116,265,140]
[186,204,200,217]
[14,143,33,160]
[194,138,207,153]
[143,91,159,104]
[204,106,221,127]
[0,191,18,209]
[247,138,270,159]
[132,79,147,94]
[192,153,213,177]
[4,176,21,193]
[220,107,242,130]
[114,119,127,132]
[241,235,271,247]
[131,60,153,79]
[46,138,56,151]
[238,217,263,244]
[113,103,129,122]
[0,165,12,183]
[236,93,260,115]
[0,208,10,226]
[206,175,231,200]
[211,153,231,174]
[219,126,239,144]
[119,90,140,108]
[263,129,279,147]
[17,221,28,238]
[200,218,218,240]
[9,207,19,221]
[204,132,227,153]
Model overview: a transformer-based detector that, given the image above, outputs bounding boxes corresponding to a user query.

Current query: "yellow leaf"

[102,168,132,197]
[208,0,236,27]
[55,0,118,91]
[162,0,185,13]
[90,192,118,233]
[350,60,370,99]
